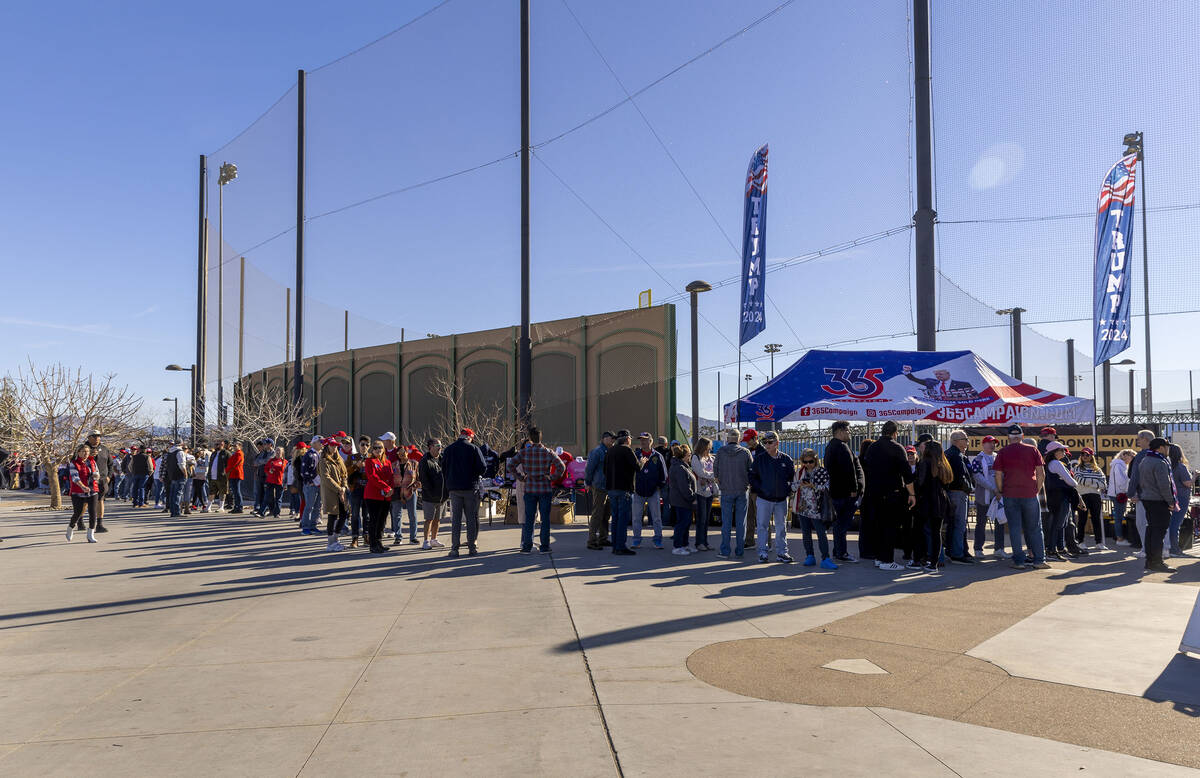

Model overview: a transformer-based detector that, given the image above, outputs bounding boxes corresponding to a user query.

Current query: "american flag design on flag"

[1097,153,1138,211]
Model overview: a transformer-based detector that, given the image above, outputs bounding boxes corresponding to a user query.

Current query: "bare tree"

[424,372,527,451]
[230,383,322,450]
[0,361,143,509]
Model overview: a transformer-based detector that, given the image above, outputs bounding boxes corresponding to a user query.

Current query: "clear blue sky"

[3,0,1197,431]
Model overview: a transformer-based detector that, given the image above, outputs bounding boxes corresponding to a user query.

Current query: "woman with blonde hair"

[913,441,954,573]
[318,439,349,552]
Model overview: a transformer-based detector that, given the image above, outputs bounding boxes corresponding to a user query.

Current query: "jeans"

[1168,503,1188,555]
[166,479,185,517]
[194,480,209,510]
[799,513,830,559]
[830,496,857,558]
[364,497,389,548]
[522,492,553,551]
[449,489,479,551]
[114,474,127,499]
[693,495,712,546]
[1143,500,1171,568]
[182,479,193,510]
[390,494,418,540]
[348,488,364,538]
[756,497,789,559]
[130,474,149,506]
[1003,496,1044,565]
[588,488,610,546]
[609,490,632,552]
[632,492,662,544]
[948,490,969,557]
[265,483,283,516]
[1135,501,1148,551]
[301,485,321,531]
[254,477,267,514]
[229,479,244,511]
[1044,492,1072,553]
[151,479,163,506]
[673,506,693,548]
[720,490,748,557]
[973,493,1006,554]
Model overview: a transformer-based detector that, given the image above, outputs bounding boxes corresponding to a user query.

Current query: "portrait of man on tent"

[900,364,980,401]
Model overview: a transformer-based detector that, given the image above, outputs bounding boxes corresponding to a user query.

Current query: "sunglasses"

[801,459,815,464]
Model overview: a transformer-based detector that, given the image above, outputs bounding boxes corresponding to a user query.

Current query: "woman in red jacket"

[225,443,246,513]
[263,447,287,518]
[67,444,100,543]
[363,440,394,554]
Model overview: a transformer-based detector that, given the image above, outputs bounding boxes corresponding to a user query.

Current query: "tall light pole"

[166,364,197,446]
[517,0,532,428]
[1123,131,1152,414]
[1129,368,1136,418]
[764,343,782,379]
[996,307,1026,379]
[686,281,712,449]
[744,373,752,401]
[1066,338,1076,396]
[163,397,179,443]
[217,161,238,427]
[912,0,936,351]
[195,155,208,440]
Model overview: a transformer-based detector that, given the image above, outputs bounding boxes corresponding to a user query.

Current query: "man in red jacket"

[226,442,246,513]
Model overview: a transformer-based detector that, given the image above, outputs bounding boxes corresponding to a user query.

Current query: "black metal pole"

[1066,338,1075,396]
[1139,135,1152,414]
[195,156,208,438]
[690,290,700,451]
[913,0,936,351]
[1012,308,1023,380]
[517,0,532,428]
[173,398,179,444]
[294,69,306,408]
[1128,368,1135,418]
[1103,359,1111,424]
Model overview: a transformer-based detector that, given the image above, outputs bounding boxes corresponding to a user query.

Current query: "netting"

[196,0,1198,432]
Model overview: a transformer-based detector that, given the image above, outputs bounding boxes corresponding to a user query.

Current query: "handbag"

[987,497,1007,525]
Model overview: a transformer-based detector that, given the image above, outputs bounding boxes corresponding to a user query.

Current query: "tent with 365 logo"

[723,350,1094,426]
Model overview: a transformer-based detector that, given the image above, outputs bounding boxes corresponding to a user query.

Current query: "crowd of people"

[16,421,1199,574]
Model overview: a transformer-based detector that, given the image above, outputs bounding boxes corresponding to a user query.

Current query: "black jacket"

[419,455,448,503]
[442,438,486,491]
[824,437,864,499]
[750,448,795,502]
[946,445,973,492]
[129,452,152,476]
[91,443,112,477]
[862,437,914,497]
[604,445,639,493]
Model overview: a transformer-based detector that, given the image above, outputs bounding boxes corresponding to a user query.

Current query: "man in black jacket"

[604,430,639,555]
[86,431,112,531]
[825,421,865,563]
[861,421,916,571]
[128,445,152,507]
[442,428,487,557]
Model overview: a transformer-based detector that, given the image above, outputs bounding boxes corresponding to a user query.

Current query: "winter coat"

[442,438,487,492]
[419,455,447,503]
[823,437,864,498]
[750,448,796,503]
[318,453,348,512]
[634,448,668,497]
[668,458,697,509]
[713,443,752,494]
[225,449,244,480]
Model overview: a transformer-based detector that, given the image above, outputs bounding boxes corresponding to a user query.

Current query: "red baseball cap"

[905,446,917,453]
[295,442,309,449]
[460,428,475,437]
[334,430,348,438]
[981,435,997,444]
[1081,447,1095,456]
[741,429,758,442]
[1040,427,1057,436]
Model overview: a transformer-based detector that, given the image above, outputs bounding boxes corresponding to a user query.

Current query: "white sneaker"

[672,547,691,556]
[687,545,698,553]
[422,540,432,550]
[878,562,904,571]
[1093,544,1108,551]
[1135,550,1146,558]
[431,539,445,548]
[66,528,74,541]
[331,542,345,552]
[86,528,97,543]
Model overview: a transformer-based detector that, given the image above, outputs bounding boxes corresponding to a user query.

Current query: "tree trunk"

[46,465,62,510]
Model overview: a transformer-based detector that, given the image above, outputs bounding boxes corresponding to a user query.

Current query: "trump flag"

[1093,153,1138,366]
[739,144,768,346]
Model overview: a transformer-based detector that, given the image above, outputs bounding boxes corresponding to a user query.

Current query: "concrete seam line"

[866,707,963,777]
[293,580,420,777]
[549,552,625,778]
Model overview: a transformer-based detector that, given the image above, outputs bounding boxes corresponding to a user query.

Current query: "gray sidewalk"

[0,500,1196,776]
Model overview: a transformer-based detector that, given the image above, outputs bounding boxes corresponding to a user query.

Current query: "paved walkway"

[0,499,1197,776]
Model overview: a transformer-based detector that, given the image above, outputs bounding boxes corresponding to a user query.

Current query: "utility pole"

[195,155,208,438]
[517,0,532,428]
[913,0,936,351]
[294,69,306,407]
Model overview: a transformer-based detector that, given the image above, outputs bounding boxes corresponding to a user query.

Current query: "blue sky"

[2,0,1197,431]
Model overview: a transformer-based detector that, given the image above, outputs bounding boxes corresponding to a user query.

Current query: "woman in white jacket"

[1107,449,1135,543]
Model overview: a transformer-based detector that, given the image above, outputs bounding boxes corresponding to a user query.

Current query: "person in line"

[666,444,697,556]
[911,440,955,573]
[584,432,614,550]
[1108,449,1136,546]
[362,440,393,554]
[1126,429,1157,559]
[510,426,566,554]
[206,441,229,512]
[858,437,877,560]
[248,439,272,517]
[85,431,112,532]
[691,437,717,553]
[345,436,369,548]
[792,448,835,569]
[263,446,286,518]
[319,439,349,551]
[654,435,674,531]
[631,433,668,550]
[443,428,487,557]
[418,438,447,550]
[604,430,639,556]
[1073,448,1108,550]
[945,430,975,564]
[823,421,863,563]
[714,428,752,559]
[192,446,211,513]
[162,441,187,518]
[750,430,795,564]
[295,441,321,534]
[379,433,416,545]
[127,445,151,508]
[1139,437,1179,573]
[994,424,1048,570]
[1037,427,1058,456]
[225,442,245,513]
[968,435,1005,558]
[1167,444,1194,558]
[860,422,916,572]
[66,444,100,543]
[1042,442,1084,560]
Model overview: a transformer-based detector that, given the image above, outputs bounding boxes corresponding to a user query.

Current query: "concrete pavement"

[0,498,1197,776]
